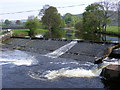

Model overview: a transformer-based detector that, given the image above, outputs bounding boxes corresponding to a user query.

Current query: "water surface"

[1,49,120,88]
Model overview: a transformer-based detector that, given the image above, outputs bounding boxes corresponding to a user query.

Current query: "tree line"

[2,0,119,38]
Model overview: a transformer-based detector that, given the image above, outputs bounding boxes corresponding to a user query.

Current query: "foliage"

[75,20,83,31]
[4,19,12,26]
[60,19,66,28]
[83,3,105,33]
[63,13,80,27]
[41,6,62,37]
[25,17,41,37]
[12,28,48,37]
[98,0,119,31]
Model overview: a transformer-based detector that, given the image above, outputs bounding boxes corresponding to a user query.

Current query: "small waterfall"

[44,41,77,58]
[0,50,37,66]
[28,58,120,80]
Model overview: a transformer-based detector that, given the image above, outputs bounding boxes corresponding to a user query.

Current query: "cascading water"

[1,43,120,88]
[28,57,120,80]
[44,41,77,58]
[0,50,37,66]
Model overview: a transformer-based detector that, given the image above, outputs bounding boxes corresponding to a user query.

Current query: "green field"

[106,26,120,33]
[12,29,48,37]
[12,26,119,37]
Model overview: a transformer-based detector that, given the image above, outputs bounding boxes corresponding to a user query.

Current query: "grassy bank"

[12,28,48,37]
[106,26,119,33]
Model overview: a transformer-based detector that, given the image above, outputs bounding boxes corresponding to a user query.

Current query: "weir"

[1,38,120,88]
[28,58,120,80]
[44,41,77,58]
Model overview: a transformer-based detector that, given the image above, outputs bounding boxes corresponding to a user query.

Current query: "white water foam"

[0,50,37,66]
[44,68,97,80]
[28,58,120,80]
[0,58,35,66]
[42,63,115,80]
[28,67,101,81]
[44,41,77,58]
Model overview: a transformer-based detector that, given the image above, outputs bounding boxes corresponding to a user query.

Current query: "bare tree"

[118,1,120,27]
[38,4,50,19]
[98,0,119,32]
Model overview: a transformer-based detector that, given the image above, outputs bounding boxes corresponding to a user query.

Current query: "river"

[1,47,120,88]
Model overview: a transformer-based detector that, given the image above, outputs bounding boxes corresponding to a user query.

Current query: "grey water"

[1,49,120,88]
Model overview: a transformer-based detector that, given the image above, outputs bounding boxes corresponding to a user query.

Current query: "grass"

[12,29,29,37]
[35,28,48,34]
[12,28,48,37]
[106,26,120,33]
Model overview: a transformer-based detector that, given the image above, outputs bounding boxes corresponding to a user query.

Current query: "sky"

[0,0,101,20]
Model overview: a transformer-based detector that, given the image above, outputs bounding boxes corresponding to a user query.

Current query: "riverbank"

[2,38,113,63]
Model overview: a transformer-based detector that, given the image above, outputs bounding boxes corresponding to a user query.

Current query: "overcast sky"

[0,0,101,20]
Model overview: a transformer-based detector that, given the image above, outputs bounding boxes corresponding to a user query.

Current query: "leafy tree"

[60,19,66,28]
[83,3,104,33]
[63,13,80,27]
[4,19,12,26]
[41,6,62,36]
[25,17,40,37]
[75,20,83,31]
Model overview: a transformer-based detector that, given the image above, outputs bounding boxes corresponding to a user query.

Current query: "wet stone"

[100,65,120,82]
[109,48,120,58]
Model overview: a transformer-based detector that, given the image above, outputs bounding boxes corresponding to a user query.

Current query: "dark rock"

[100,65,120,82]
[109,48,120,58]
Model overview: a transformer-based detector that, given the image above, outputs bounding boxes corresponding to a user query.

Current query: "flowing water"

[1,48,120,88]
[44,41,77,58]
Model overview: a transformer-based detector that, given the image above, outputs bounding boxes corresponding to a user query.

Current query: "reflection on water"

[36,30,120,42]
[47,30,120,41]
[75,31,120,42]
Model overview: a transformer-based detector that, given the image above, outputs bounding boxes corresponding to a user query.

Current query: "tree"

[98,0,119,32]
[41,6,62,36]
[75,20,83,31]
[63,13,80,27]
[83,3,104,33]
[16,20,21,25]
[4,19,12,26]
[38,4,50,18]
[60,19,66,28]
[25,17,40,37]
